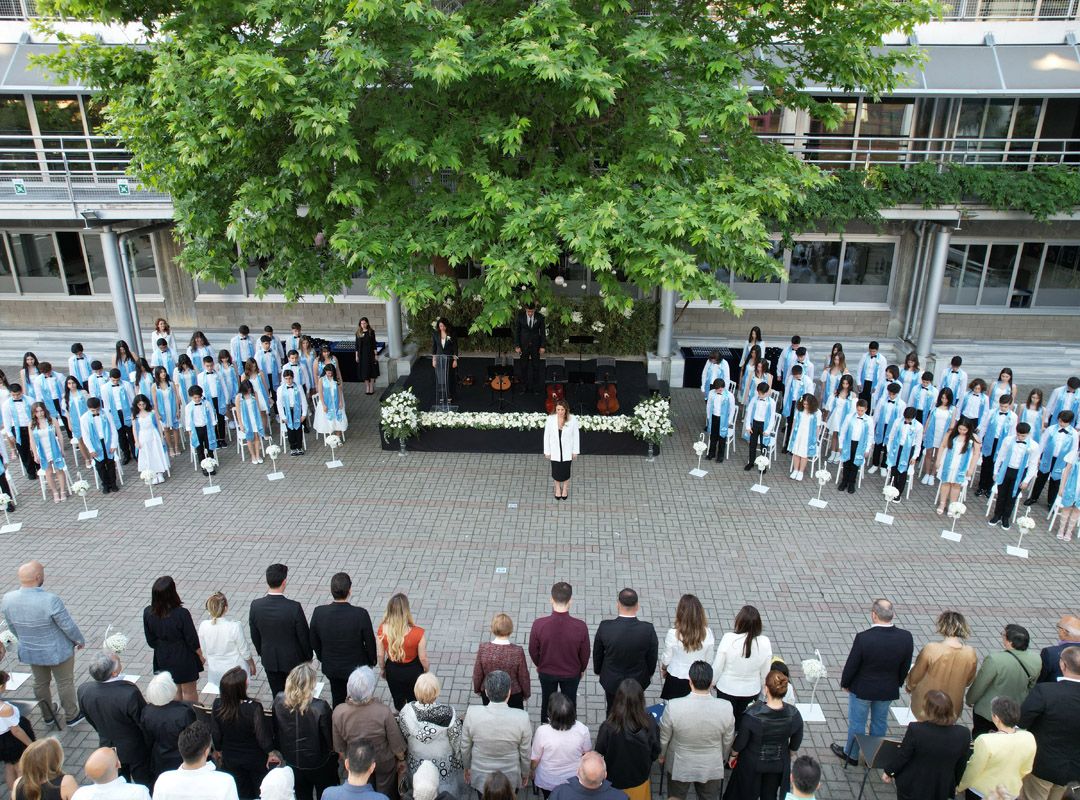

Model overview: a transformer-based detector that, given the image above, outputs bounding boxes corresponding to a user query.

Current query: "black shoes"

[743,463,753,471]
[830,743,858,767]
[65,712,85,726]
[1023,497,1037,506]
[988,516,1001,527]
[1001,520,1012,531]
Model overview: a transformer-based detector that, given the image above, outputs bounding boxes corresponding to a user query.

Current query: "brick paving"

[0,381,1076,799]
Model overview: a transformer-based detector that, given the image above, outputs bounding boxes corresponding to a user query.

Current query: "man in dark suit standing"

[831,598,914,766]
[248,563,312,698]
[77,650,152,786]
[513,303,546,394]
[593,588,658,711]
[1019,645,1080,800]
[309,571,377,708]
[1037,613,1080,682]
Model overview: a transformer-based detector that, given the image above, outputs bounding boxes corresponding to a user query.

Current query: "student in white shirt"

[69,343,93,390]
[938,355,968,404]
[229,325,257,367]
[989,422,1041,531]
[838,399,874,494]
[660,594,715,700]
[81,397,121,494]
[151,318,179,356]
[854,341,887,412]
[151,721,239,800]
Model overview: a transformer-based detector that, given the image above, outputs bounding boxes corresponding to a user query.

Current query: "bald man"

[0,561,85,727]
[1039,614,1080,683]
[71,748,151,799]
[549,752,627,800]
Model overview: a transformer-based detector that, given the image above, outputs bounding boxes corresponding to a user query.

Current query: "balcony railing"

[0,0,38,20]
[940,0,1079,19]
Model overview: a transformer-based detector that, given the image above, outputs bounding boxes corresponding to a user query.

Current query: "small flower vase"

[646,441,655,462]
[398,437,407,457]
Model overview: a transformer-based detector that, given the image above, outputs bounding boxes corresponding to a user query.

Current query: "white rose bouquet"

[631,396,673,445]
[381,390,420,441]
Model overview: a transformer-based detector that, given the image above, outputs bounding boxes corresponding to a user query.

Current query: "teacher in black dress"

[355,317,380,396]
[544,398,580,500]
[142,576,204,703]
[431,317,458,403]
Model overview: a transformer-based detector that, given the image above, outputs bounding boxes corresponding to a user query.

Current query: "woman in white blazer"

[711,604,773,725]
[544,398,580,500]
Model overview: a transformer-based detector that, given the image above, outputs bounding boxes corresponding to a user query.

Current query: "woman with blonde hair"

[378,594,430,710]
[272,663,336,800]
[198,592,256,686]
[660,594,715,700]
[399,673,466,797]
[472,613,531,708]
[906,611,978,721]
[12,739,77,800]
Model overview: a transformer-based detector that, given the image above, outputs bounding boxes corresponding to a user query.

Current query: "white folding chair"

[985,484,1021,525]
[38,466,74,501]
[764,413,782,462]
[1048,496,1062,527]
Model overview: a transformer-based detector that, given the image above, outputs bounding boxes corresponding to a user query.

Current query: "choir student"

[885,406,923,497]
[919,387,954,486]
[1024,410,1078,509]
[898,352,921,404]
[153,367,183,457]
[234,379,266,465]
[837,398,874,494]
[704,379,736,463]
[867,382,903,475]
[988,422,1041,530]
[855,341,887,411]
[80,396,120,494]
[68,343,92,389]
[277,369,308,456]
[934,421,978,515]
[700,351,728,398]
[743,381,777,471]
[973,394,1018,498]
[184,385,219,475]
[825,374,857,464]
[787,393,822,482]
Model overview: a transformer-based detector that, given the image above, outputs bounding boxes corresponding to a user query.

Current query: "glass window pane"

[33,96,89,175]
[0,235,14,293]
[731,241,782,301]
[1008,100,1042,164]
[857,100,913,164]
[807,99,858,169]
[979,243,1019,306]
[1036,244,1080,307]
[56,231,91,296]
[82,232,107,293]
[979,99,1014,161]
[83,96,124,173]
[1010,242,1042,308]
[196,271,244,296]
[945,244,985,305]
[749,109,781,134]
[9,232,63,293]
[0,94,35,174]
[838,242,895,302]
[788,241,840,302]
[955,99,985,139]
[124,234,160,294]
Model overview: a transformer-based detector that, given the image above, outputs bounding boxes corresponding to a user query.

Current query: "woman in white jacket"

[543,398,580,501]
[197,591,256,686]
[712,604,773,726]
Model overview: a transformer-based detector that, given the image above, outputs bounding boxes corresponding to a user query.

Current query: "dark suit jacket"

[840,625,914,701]
[885,721,970,800]
[1020,678,1080,785]
[77,679,151,768]
[431,333,457,358]
[512,311,546,353]
[309,601,377,678]
[1037,641,1080,682]
[248,594,312,673]
[593,616,658,694]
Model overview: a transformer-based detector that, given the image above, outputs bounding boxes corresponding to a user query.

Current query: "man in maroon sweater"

[529,582,591,723]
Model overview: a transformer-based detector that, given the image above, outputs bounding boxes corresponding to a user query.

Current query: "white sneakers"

[921,474,935,486]
[867,466,878,475]
[789,470,804,481]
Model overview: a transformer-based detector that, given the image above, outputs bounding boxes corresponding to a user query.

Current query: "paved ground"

[1,380,1076,800]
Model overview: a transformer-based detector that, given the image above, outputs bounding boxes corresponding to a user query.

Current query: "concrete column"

[657,287,676,358]
[117,235,144,358]
[916,225,953,364]
[385,292,403,359]
[101,226,139,352]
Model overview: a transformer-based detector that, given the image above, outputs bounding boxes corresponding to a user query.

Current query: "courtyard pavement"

[0,381,1076,800]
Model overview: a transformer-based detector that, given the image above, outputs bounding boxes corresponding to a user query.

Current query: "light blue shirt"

[1,586,84,666]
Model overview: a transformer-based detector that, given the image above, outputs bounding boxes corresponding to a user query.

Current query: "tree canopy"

[40,0,935,329]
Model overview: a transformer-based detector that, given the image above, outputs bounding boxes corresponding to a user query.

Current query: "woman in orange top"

[905,610,978,721]
[377,593,430,711]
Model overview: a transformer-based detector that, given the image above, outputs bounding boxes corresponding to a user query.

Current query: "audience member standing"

[140,672,196,783]
[460,671,532,794]
[882,690,971,800]
[549,753,628,800]
[198,592,257,687]
[142,576,204,704]
[957,697,1036,800]
[249,564,313,699]
[660,595,715,701]
[593,589,658,712]
[832,598,914,765]
[965,624,1040,738]
[658,662,734,800]
[77,652,152,787]
[905,611,978,721]
[473,614,531,709]
[151,722,239,800]
[398,674,466,798]
[71,747,151,800]
[0,561,85,728]
[712,605,772,725]
[12,739,79,800]
[323,740,390,800]
[723,670,803,800]
[377,594,429,711]
[1018,646,1080,800]
[1038,614,1080,682]
[331,667,406,800]
[310,573,378,708]
[529,582,590,723]
[271,664,337,800]
[594,679,659,800]
[530,692,592,799]
[210,667,278,800]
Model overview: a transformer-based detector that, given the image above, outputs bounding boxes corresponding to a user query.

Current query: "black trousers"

[14,427,37,478]
[784,411,795,449]
[116,420,134,461]
[860,380,874,409]
[292,756,339,800]
[93,455,118,491]
[841,440,862,489]
[328,675,349,708]
[210,406,227,441]
[266,669,289,699]
[871,442,888,468]
[915,409,926,425]
[120,758,153,789]
[519,348,542,392]
[890,467,909,496]
[286,425,304,450]
[978,452,999,493]
[747,419,765,465]
[538,673,581,724]
[1027,467,1060,505]
[707,416,726,461]
[972,713,996,739]
[716,691,758,730]
[993,468,1020,522]
[192,426,216,468]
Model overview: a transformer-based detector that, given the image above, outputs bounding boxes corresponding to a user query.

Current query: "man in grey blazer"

[460,671,532,792]
[659,661,735,800]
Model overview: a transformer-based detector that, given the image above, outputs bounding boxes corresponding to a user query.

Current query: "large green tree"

[41,0,934,329]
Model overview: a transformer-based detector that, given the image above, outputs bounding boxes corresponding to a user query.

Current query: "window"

[0,236,14,293]
[33,96,89,176]
[9,232,62,293]
[788,241,841,301]
[1011,242,1041,308]
[0,94,34,173]
[56,231,91,296]
[839,242,894,303]
[82,231,108,293]
[978,244,1019,306]
[196,268,244,296]
[1036,244,1080,307]
[124,234,160,294]
[730,241,783,302]
[944,240,1080,310]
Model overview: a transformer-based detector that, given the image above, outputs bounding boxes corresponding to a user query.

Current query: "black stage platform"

[378,356,663,455]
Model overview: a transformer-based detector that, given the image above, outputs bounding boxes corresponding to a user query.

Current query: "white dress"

[312,378,349,435]
[134,413,170,475]
[826,394,856,434]
[788,411,821,458]
[923,407,953,449]
[197,617,252,685]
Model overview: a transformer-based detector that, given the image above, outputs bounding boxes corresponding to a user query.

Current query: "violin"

[596,372,620,415]
[545,382,566,414]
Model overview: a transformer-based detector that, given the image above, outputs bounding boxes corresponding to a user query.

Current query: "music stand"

[850,735,901,800]
[432,354,457,412]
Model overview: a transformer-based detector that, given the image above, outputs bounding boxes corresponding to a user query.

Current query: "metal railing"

[0,0,38,19]
[940,0,1079,19]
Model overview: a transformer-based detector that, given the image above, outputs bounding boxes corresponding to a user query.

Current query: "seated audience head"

[547,692,577,731]
[260,767,296,800]
[790,755,822,798]
[990,696,1021,729]
[482,771,515,800]
[177,721,213,766]
[347,666,377,704]
[218,667,251,719]
[491,613,513,638]
[688,660,713,692]
[345,739,376,779]
[578,752,608,790]
[330,572,352,600]
[607,679,648,730]
[923,690,956,726]
[412,761,440,800]
[146,671,178,707]
[83,747,121,785]
[765,669,789,700]
[483,670,511,704]
[617,588,639,612]
[18,739,66,793]
[414,673,440,705]
[266,563,288,590]
[284,663,318,712]
[1061,645,1080,678]
[88,651,121,682]
[936,610,971,640]
[551,582,573,610]
[871,598,894,624]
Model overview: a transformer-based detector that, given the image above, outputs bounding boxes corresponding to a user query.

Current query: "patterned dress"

[398,701,466,797]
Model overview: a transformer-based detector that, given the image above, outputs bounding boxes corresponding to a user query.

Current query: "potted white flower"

[381,390,420,455]
[70,477,94,519]
[877,484,900,524]
[141,469,162,507]
[200,457,220,493]
[809,469,832,508]
[942,501,967,540]
[752,453,771,493]
[265,443,284,481]
[795,651,828,722]
[324,434,343,468]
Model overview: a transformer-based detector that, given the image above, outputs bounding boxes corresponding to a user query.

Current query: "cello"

[596,372,620,415]
[545,382,566,414]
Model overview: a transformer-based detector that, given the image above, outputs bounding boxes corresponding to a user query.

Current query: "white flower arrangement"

[554,276,566,287]
[631,396,674,445]
[883,485,901,501]
[0,493,10,507]
[140,469,157,484]
[591,321,606,334]
[622,306,634,319]
[947,501,967,518]
[70,479,90,497]
[430,319,438,330]
[754,454,770,471]
[200,457,219,472]
[1017,514,1036,531]
[0,628,17,649]
[570,311,584,324]
[444,297,454,308]
[692,440,708,456]
[103,625,129,654]
[324,434,342,449]
[265,444,282,460]
[801,657,827,683]
[814,469,832,485]
[540,307,549,315]
[381,390,420,440]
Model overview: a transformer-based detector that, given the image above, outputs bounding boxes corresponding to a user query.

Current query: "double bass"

[545,382,566,414]
[596,372,620,415]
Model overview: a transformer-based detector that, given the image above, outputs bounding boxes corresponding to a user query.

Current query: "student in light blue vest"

[898,353,921,405]
[974,394,1018,497]
[782,365,814,451]
[919,387,955,487]
[705,379,736,462]
[62,375,91,464]
[871,365,901,416]
[153,366,182,457]
[788,393,822,482]
[233,379,266,466]
[776,335,801,388]
[743,381,777,471]
[68,343,92,390]
[1019,389,1045,447]
[855,342,887,411]
[184,384,219,475]
[80,396,120,494]
[101,368,136,464]
[149,337,178,377]
[1024,410,1078,509]
[934,420,978,515]
[1053,448,1080,541]
[230,324,257,366]
[825,374,857,464]
[908,371,937,427]
[989,422,1041,530]
[837,398,874,494]
[885,406,923,498]
[868,382,903,475]
[700,351,728,398]
[277,369,309,456]
[956,378,990,435]
[1045,377,1080,428]
[938,355,968,403]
